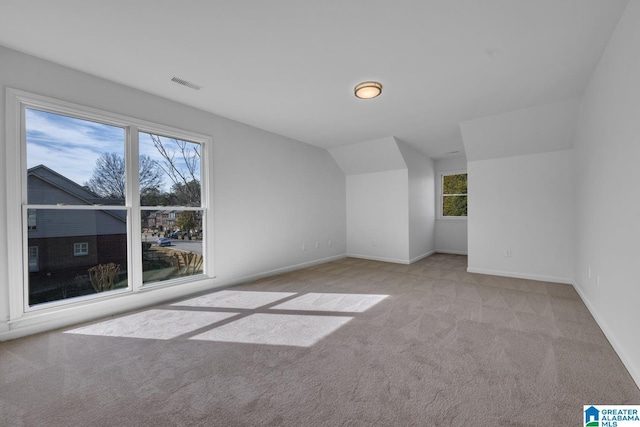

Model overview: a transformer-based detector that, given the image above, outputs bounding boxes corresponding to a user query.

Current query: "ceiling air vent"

[170,76,202,91]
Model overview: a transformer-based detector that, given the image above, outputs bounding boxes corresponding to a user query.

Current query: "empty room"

[1,1,639,426]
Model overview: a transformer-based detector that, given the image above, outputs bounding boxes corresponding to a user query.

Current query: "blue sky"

[26,108,200,193]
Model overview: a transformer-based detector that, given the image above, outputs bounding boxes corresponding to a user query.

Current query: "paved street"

[168,239,203,254]
[143,234,203,254]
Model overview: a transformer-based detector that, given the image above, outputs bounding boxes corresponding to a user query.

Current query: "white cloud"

[25,109,201,190]
[26,109,124,184]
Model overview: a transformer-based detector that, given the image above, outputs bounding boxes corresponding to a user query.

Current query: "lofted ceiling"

[0,0,629,158]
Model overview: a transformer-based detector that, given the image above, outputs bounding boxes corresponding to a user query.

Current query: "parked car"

[169,230,185,239]
[156,237,171,247]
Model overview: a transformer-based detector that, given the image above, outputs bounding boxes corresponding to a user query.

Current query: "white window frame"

[73,242,89,257]
[437,170,468,220]
[5,88,214,322]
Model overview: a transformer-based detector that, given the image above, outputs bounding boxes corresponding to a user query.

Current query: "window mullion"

[7,96,26,319]
[201,140,213,278]
[127,126,143,292]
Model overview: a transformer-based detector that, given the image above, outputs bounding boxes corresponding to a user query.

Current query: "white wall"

[397,142,436,262]
[346,170,409,263]
[214,128,346,281]
[0,46,346,338]
[572,1,640,387]
[467,150,574,283]
[334,137,435,264]
[434,156,468,254]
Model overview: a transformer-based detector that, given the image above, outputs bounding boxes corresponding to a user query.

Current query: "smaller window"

[28,246,38,259]
[442,173,467,217]
[28,246,39,273]
[27,209,37,230]
[73,242,89,257]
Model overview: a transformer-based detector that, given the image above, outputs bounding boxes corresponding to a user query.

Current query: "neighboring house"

[144,211,156,229]
[154,210,177,231]
[27,165,127,275]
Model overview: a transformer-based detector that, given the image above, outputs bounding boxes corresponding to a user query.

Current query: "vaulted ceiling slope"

[329,137,407,175]
[0,1,629,158]
[461,97,581,161]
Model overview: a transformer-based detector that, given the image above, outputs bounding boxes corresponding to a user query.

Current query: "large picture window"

[7,90,211,313]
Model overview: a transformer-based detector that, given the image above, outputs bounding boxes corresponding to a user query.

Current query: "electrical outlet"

[588,266,591,279]
[504,249,512,257]
[327,239,332,247]
[372,239,377,246]
[302,242,306,251]
[596,275,600,288]
[315,241,319,249]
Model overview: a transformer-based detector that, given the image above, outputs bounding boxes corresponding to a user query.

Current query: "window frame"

[6,88,214,321]
[438,171,468,220]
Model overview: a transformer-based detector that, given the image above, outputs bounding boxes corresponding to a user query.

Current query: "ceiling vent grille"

[170,76,202,91]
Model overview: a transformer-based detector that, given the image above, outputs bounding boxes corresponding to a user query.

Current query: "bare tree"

[150,135,201,206]
[85,152,164,200]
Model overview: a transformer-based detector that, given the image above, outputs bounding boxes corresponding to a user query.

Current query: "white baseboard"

[410,250,436,264]
[435,249,468,255]
[346,250,437,265]
[466,267,572,285]
[213,254,347,287]
[572,281,640,390]
[346,253,411,265]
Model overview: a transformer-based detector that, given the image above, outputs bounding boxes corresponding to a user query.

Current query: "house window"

[27,209,36,230]
[73,242,89,256]
[6,89,211,314]
[441,173,467,217]
[28,246,39,273]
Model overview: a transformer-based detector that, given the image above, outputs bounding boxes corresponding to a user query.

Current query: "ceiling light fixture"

[354,81,382,99]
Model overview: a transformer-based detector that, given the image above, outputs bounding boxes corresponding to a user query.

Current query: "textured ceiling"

[0,0,629,158]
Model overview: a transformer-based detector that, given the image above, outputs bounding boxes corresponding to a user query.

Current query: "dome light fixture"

[354,81,382,99]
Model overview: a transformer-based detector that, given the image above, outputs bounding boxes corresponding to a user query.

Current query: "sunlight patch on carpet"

[65,310,237,340]
[271,293,388,312]
[190,313,353,347]
[172,290,297,309]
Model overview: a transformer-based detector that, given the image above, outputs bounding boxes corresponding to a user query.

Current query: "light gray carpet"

[1,254,639,426]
